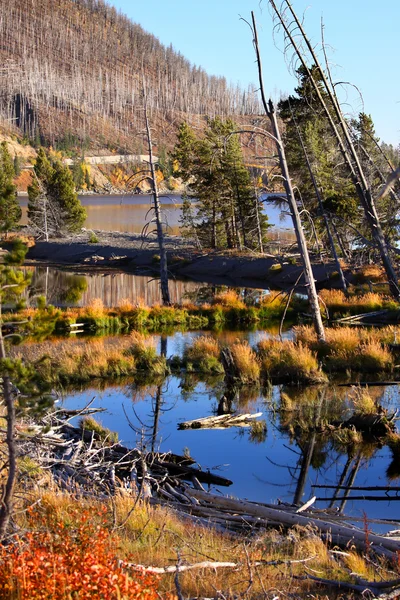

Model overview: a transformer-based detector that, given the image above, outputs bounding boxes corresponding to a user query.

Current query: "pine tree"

[28,148,86,239]
[172,118,267,251]
[0,143,21,234]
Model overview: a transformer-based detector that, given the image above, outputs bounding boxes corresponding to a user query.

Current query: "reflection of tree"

[24,267,88,306]
[275,385,384,508]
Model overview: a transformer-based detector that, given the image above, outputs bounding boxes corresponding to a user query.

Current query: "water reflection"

[60,374,400,526]
[22,266,203,307]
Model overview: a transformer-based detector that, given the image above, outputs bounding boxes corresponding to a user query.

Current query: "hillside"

[0,0,264,155]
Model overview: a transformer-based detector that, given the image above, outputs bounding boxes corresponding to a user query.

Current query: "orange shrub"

[0,507,159,600]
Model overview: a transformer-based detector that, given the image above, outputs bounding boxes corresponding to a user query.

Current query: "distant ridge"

[0,0,261,152]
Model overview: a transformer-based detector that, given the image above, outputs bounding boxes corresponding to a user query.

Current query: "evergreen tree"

[172,119,268,250]
[0,143,21,234]
[278,66,359,253]
[28,148,86,238]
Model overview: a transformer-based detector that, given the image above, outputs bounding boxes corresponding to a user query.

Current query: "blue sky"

[111,0,399,145]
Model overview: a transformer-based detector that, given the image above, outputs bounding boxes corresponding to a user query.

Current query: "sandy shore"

[26,229,340,291]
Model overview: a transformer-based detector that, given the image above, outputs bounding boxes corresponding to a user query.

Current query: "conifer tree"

[172,118,268,250]
[28,148,86,239]
[0,143,21,234]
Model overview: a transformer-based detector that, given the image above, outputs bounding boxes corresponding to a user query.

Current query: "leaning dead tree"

[251,12,325,342]
[269,0,399,299]
[142,84,170,306]
[289,102,347,293]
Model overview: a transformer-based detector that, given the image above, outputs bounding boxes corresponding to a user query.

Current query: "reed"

[229,340,260,383]
[257,338,325,383]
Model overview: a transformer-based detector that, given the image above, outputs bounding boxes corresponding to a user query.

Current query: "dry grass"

[230,340,260,383]
[11,488,381,599]
[212,290,246,309]
[184,335,220,362]
[257,338,325,383]
[295,326,395,372]
[319,289,396,316]
[85,297,106,318]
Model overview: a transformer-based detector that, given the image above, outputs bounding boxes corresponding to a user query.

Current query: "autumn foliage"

[0,507,159,599]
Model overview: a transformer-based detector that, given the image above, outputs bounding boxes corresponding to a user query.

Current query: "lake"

[20,194,294,240]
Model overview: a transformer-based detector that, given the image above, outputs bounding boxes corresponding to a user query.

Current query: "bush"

[0,507,160,599]
[88,230,99,243]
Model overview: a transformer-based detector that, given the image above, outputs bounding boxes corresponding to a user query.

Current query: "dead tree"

[142,84,170,306]
[289,103,347,292]
[269,0,399,298]
[251,12,325,342]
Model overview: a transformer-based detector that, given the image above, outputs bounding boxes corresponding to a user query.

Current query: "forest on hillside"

[0,0,262,152]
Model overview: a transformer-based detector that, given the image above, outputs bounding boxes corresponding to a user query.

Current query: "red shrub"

[0,507,159,599]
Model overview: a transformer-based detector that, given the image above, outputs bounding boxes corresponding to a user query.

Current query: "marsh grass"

[319,289,397,317]
[350,387,377,415]
[257,339,326,383]
[126,332,166,374]
[229,340,260,383]
[183,335,223,374]
[295,326,395,372]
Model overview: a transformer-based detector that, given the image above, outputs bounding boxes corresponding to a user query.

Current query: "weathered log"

[178,412,262,430]
[184,488,400,556]
[151,459,232,487]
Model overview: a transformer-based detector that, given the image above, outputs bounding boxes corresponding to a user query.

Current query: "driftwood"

[178,412,262,430]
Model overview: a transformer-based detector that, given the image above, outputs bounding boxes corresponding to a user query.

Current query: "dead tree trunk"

[291,106,347,292]
[269,0,399,299]
[0,307,17,540]
[143,87,170,305]
[251,12,325,342]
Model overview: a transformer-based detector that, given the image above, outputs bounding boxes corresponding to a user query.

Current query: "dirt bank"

[26,229,341,291]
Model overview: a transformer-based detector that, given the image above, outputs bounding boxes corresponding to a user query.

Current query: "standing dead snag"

[142,84,171,306]
[269,0,399,299]
[251,12,326,342]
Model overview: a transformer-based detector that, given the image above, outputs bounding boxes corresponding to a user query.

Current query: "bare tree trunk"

[143,89,170,306]
[291,107,347,292]
[0,307,17,540]
[251,12,325,342]
[269,0,399,298]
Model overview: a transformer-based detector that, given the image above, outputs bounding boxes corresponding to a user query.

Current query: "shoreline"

[26,229,341,292]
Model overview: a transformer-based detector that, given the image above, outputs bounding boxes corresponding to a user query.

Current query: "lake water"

[20,194,294,240]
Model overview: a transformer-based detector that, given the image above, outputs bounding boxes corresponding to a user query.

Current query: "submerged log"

[178,412,262,430]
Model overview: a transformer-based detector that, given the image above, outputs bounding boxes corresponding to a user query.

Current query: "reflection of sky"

[61,373,400,530]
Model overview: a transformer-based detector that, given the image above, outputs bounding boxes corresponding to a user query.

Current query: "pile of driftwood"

[20,405,400,565]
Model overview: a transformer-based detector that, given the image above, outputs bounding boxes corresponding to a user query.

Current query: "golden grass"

[319,289,396,316]
[230,340,260,383]
[85,297,106,318]
[211,290,246,309]
[257,338,325,383]
[184,335,220,362]
[12,488,382,600]
[295,326,395,372]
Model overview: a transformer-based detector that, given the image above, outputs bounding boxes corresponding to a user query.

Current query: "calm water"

[20,194,294,239]
[22,266,205,307]
[60,330,400,527]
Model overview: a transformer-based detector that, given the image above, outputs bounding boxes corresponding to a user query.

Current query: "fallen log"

[178,412,262,430]
[184,488,400,556]
[151,459,232,487]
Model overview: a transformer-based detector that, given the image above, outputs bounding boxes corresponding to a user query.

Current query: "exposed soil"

[26,229,341,292]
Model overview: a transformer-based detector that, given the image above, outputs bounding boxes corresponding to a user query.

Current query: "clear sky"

[110,0,399,145]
